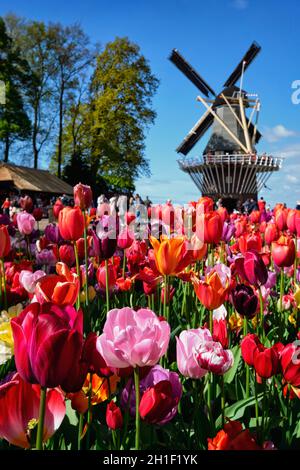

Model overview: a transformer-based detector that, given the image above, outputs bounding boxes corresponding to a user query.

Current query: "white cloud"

[274,142,300,159]
[286,174,298,183]
[264,124,297,143]
[231,0,248,9]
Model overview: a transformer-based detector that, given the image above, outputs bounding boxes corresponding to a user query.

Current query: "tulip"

[193,271,228,310]
[16,212,36,235]
[217,206,229,223]
[82,332,112,377]
[241,334,263,366]
[150,235,188,276]
[280,343,300,388]
[11,302,86,390]
[19,195,33,212]
[0,372,65,448]
[197,211,223,244]
[238,232,262,254]
[117,227,134,250]
[197,196,214,213]
[97,307,170,368]
[176,328,212,378]
[235,251,268,287]
[96,260,117,292]
[53,199,64,219]
[264,223,278,245]
[139,380,181,425]
[208,420,261,450]
[35,262,79,306]
[221,221,236,242]
[44,223,62,244]
[231,284,258,318]
[74,183,93,210]
[96,227,117,260]
[19,269,46,293]
[287,209,298,234]
[196,340,234,375]
[0,225,11,258]
[213,318,228,349]
[253,343,283,378]
[272,236,295,267]
[121,365,182,425]
[275,208,288,231]
[58,206,85,241]
[106,401,123,430]
[33,207,43,222]
[36,248,57,266]
[249,210,261,224]
[59,244,76,266]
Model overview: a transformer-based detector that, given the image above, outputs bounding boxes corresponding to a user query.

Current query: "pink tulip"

[0,372,65,448]
[96,307,170,368]
[19,269,46,294]
[176,328,212,379]
[17,212,36,235]
[197,340,234,375]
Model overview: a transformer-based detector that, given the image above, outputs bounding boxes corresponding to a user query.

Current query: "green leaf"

[65,399,79,427]
[224,345,241,384]
[216,393,264,428]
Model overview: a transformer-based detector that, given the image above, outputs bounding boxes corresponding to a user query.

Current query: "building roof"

[0,163,73,195]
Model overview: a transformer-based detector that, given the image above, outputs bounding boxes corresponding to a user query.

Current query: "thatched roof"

[0,163,73,195]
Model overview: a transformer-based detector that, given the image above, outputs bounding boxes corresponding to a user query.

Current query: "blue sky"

[2,0,300,207]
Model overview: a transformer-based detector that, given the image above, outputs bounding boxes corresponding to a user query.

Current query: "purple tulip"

[44,223,63,244]
[221,221,236,242]
[36,249,56,266]
[121,365,182,425]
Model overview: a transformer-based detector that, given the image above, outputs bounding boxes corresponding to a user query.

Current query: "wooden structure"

[0,163,73,196]
[169,42,283,206]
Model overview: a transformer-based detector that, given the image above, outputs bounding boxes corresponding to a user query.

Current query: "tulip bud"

[253,343,283,378]
[32,207,43,222]
[106,401,123,430]
[53,199,64,219]
[74,183,93,210]
[0,225,11,258]
[59,244,75,266]
[213,319,228,349]
[241,334,263,366]
[264,223,278,245]
[16,212,36,235]
[272,236,295,267]
[58,206,85,241]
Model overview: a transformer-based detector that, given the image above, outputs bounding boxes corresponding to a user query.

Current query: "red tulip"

[241,334,263,366]
[0,225,11,258]
[106,401,123,430]
[238,232,262,254]
[139,380,179,424]
[35,262,79,306]
[272,236,295,267]
[58,206,85,241]
[59,244,75,266]
[0,372,65,448]
[208,420,261,450]
[83,332,112,377]
[33,207,44,221]
[197,211,223,244]
[253,343,283,378]
[287,209,298,234]
[280,343,300,388]
[96,260,117,292]
[235,218,247,237]
[213,319,228,349]
[217,206,229,223]
[249,210,260,224]
[11,302,86,390]
[117,227,134,249]
[264,223,278,245]
[197,196,214,213]
[275,208,288,231]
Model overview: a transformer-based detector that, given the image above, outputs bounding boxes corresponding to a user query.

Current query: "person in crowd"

[1,197,10,216]
[258,196,266,212]
[144,195,152,208]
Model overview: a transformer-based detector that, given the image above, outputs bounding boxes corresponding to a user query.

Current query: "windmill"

[169,42,283,209]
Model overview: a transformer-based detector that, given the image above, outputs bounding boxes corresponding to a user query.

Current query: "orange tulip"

[150,235,188,276]
[197,196,214,213]
[35,262,79,306]
[264,222,278,245]
[193,271,228,310]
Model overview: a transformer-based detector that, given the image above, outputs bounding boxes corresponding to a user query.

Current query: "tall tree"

[0,17,31,161]
[89,37,159,192]
[48,23,95,177]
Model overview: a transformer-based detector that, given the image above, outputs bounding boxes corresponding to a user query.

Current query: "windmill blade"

[247,118,262,143]
[223,42,261,88]
[169,49,216,97]
[176,110,214,155]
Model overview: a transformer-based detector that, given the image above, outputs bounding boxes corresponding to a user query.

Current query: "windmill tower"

[169,42,283,209]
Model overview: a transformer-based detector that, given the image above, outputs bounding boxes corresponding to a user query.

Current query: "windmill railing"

[178,153,284,172]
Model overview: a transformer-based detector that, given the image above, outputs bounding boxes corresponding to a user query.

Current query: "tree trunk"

[4,134,10,162]
[33,103,39,169]
[57,83,64,178]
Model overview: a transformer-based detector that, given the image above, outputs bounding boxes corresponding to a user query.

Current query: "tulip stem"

[122,252,126,278]
[163,275,169,323]
[243,318,250,399]
[0,259,7,310]
[279,268,284,313]
[221,375,225,427]
[77,413,84,450]
[134,367,141,450]
[83,211,89,308]
[259,288,265,339]
[36,386,47,450]
[209,310,213,333]
[86,373,93,449]
[105,259,110,313]
[73,241,81,310]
